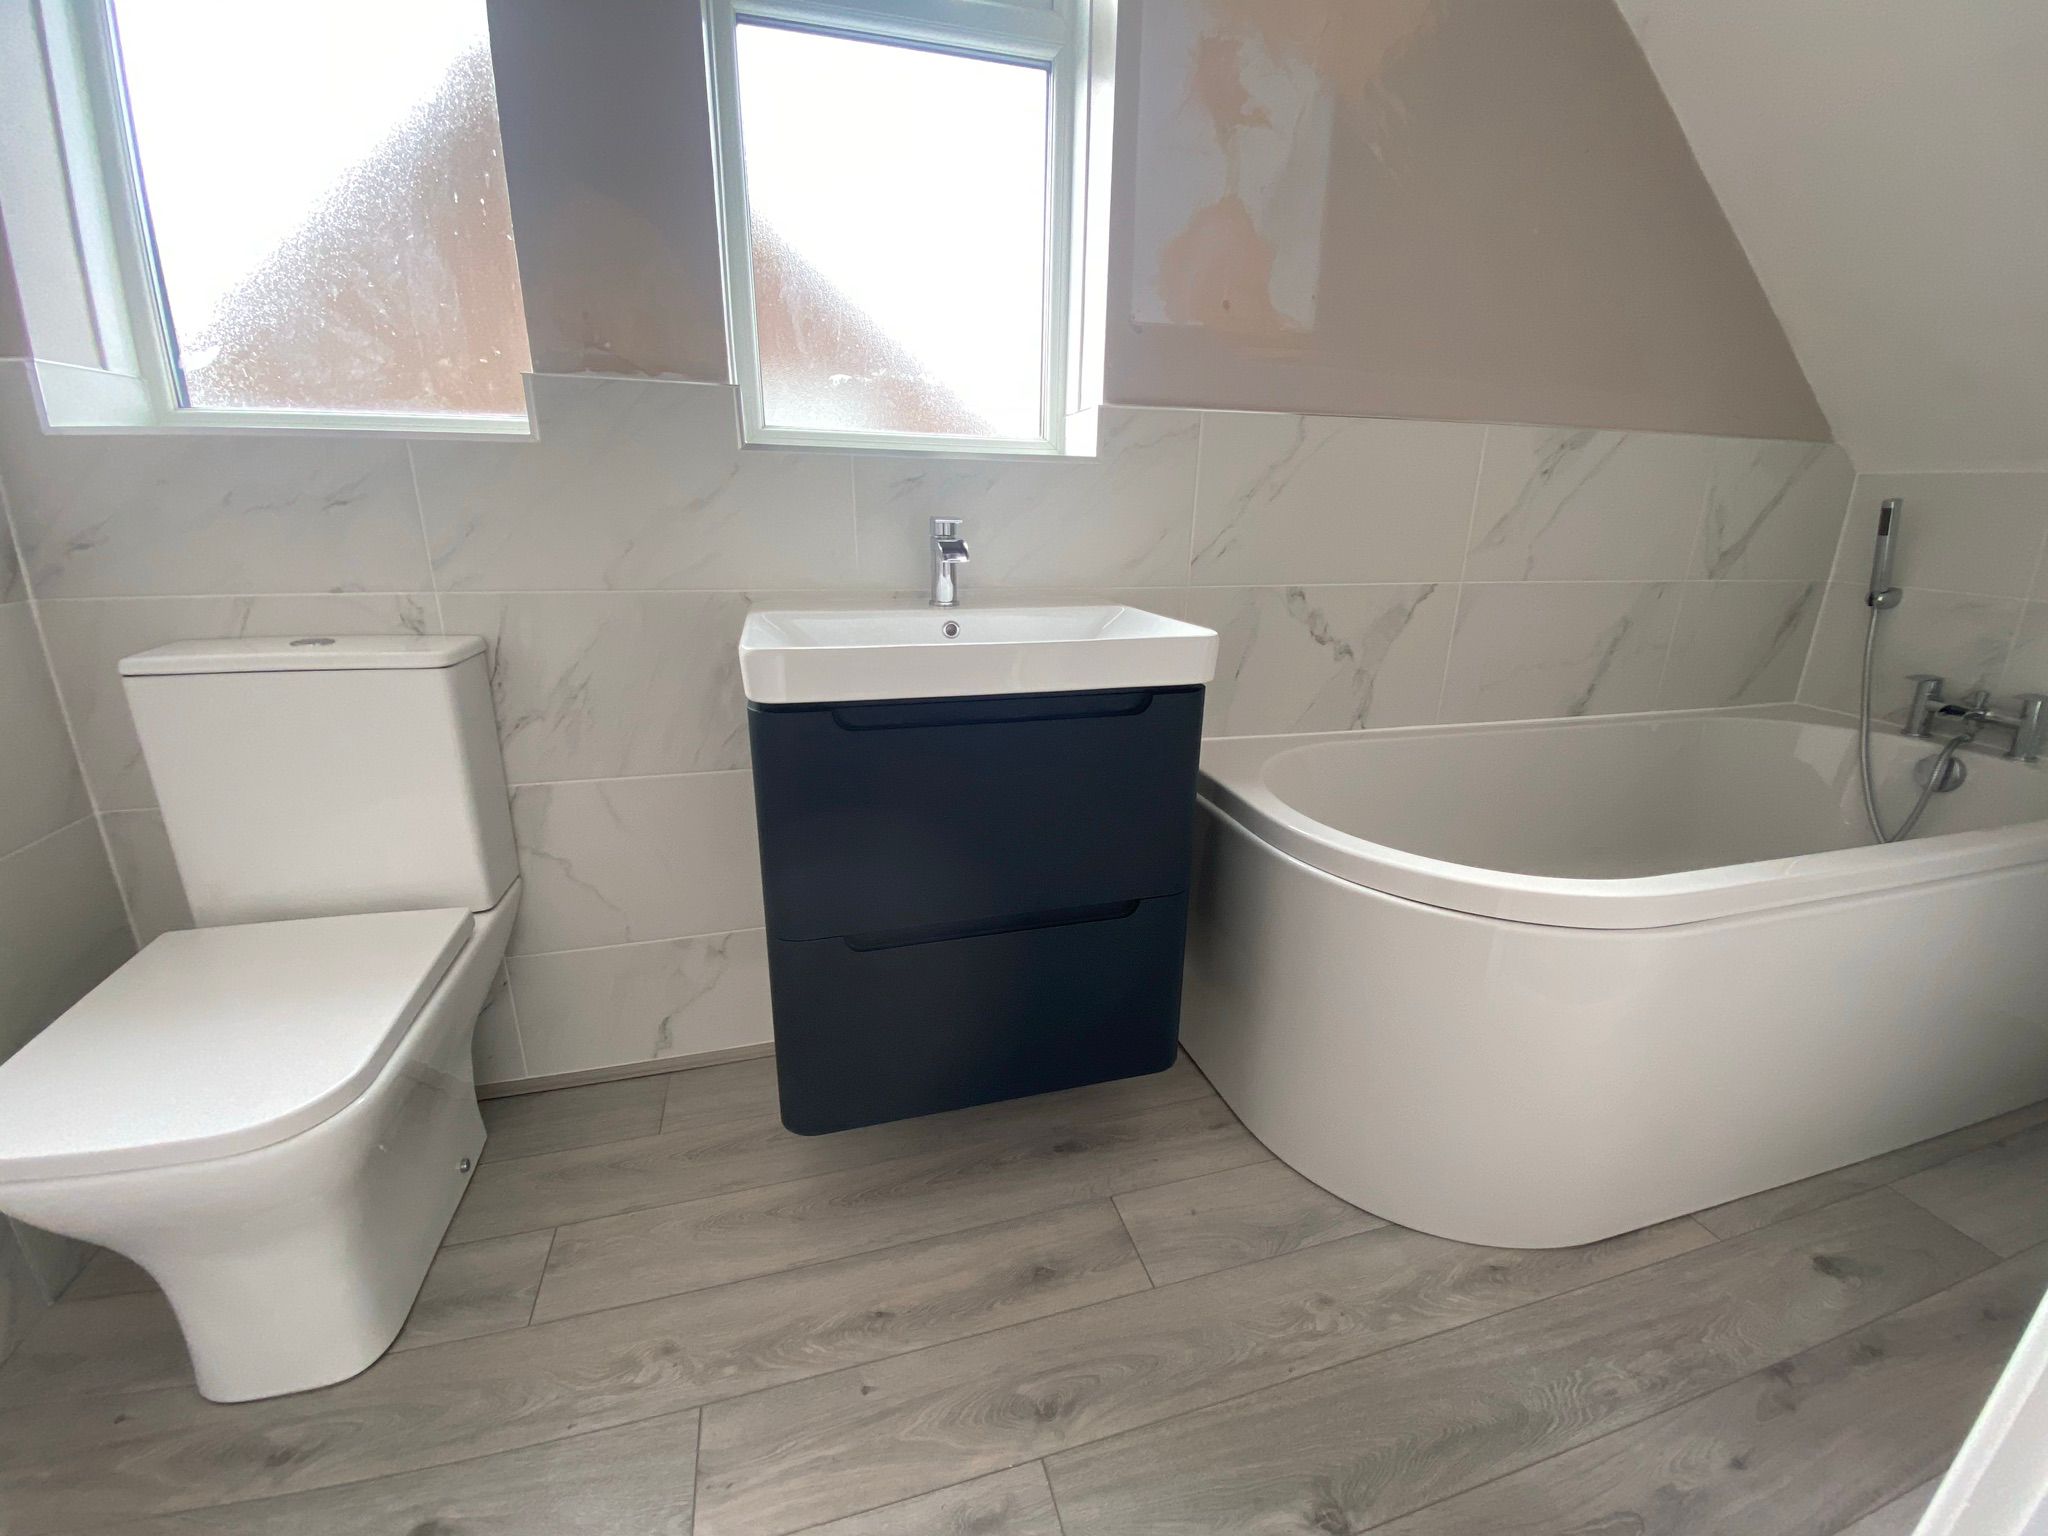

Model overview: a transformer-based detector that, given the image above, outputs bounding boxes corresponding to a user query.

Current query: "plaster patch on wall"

[1134,0,1436,336]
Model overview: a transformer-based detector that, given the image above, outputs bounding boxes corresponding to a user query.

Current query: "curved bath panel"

[1183,710,2048,1249]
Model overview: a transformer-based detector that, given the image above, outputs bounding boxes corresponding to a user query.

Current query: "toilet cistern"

[929,516,970,607]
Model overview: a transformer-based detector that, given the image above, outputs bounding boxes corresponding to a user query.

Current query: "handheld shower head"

[1868,498,1902,609]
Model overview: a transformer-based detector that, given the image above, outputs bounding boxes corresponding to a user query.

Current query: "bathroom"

[0,0,2044,1529]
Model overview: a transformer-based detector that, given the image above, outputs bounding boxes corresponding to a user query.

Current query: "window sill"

[23,359,535,442]
[739,407,1104,462]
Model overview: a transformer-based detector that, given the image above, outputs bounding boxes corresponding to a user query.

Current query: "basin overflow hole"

[941,621,960,638]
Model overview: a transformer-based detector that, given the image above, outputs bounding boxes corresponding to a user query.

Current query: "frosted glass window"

[733,23,1052,442]
[107,0,531,418]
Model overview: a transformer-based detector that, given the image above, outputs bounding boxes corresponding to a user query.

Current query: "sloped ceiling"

[1622,0,2048,473]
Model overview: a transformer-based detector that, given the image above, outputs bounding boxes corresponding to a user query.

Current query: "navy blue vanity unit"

[748,683,1205,1134]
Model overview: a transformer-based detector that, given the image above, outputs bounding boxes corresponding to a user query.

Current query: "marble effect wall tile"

[0,367,429,599]
[1694,440,1853,580]
[508,928,770,1077]
[509,771,763,955]
[0,603,89,860]
[1442,581,1682,723]
[1660,580,1822,710]
[853,409,1200,590]
[100,808,192,946]
[1465,427,1712,581]
[473,965,529,1087]
[415,376,855,592]
[1800,582,2025,723]
[438,591,751,783]
[1999,603,2048,698]
[0,818,132,1064]
[37,593,434,811]
[1191,413,1481,585]
[1186,584,1454,737]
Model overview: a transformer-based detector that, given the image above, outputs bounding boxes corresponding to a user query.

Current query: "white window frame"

[703,0,1095,458]
[2,0,531,438]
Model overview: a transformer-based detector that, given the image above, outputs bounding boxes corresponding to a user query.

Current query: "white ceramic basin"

[739,604,1219,704]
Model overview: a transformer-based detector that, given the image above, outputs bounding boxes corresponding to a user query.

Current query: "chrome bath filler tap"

[929,517,970,607]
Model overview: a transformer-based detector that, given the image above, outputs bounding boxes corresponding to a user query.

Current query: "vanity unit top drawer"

[748,685,1203,942]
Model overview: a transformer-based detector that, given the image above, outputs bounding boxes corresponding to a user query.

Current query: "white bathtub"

[1183,706,2048,1247]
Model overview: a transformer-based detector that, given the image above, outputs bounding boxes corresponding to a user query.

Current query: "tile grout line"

[524,1227,559,1328]
[403,443,448,637]
[0,467,141,945]
[690,1406,707,1536]
[1432,424,1490,723]
[1043,1459,1075,1536]
[1108,1199,1160,1289]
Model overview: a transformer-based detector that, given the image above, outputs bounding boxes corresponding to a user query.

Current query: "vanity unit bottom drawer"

[767,892,1188,1135]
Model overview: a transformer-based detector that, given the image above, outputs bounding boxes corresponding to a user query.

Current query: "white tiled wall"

[1799,472,2048,723]
[0,362,1853,1088]
[0,454,134,1357]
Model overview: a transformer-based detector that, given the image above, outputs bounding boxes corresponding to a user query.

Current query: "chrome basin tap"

[929,517,970,608]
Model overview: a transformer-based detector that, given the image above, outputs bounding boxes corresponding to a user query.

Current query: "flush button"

[290,637,337,647]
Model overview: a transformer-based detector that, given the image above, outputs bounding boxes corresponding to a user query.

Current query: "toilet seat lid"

[0,907,473,1182]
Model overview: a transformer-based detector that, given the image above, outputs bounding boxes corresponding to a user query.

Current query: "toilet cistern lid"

[0,907,473,1183]
[119,634,486,676]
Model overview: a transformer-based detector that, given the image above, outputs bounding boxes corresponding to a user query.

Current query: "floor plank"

[1833,1479,1941,1535]
[1043,1190,1996,1536]
[1895,1121,2048,1256]
[480,1074,670,1162]
[388,1229,555,1352]
[693,1215,1715,1534]
[0,1231,556,1404]
[0,1286,183,1405]
[662,1053,786,1133]
[0,1201,1144,1530]
[451,1057,1217,1244]
[796,1464,1065,1536]
[1113,1160,1385,1285]
[94,1412,700,1536]
[1696,1099,2048,1240]
[531,1094,1264,1321]
[1367,1247,2048,1536]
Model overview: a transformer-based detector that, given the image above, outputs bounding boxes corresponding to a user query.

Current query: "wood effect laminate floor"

[0,1056,2044,1535]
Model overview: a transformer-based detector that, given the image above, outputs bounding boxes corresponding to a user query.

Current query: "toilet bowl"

[0,635,523,1402]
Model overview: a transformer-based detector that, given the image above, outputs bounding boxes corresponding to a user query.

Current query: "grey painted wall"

[485,0,1828,440]
[1106,0,1829,440]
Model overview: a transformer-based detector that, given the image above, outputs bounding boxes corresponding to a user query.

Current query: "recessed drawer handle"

[842,900,1143,952]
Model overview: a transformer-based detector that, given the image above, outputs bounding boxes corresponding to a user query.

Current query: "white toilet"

[0,635,522,1403]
